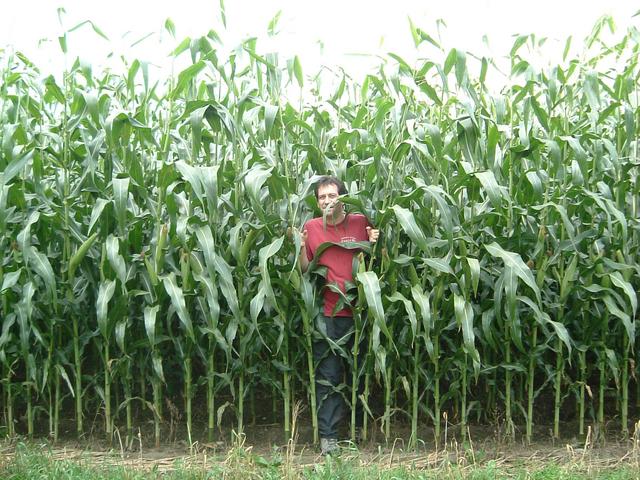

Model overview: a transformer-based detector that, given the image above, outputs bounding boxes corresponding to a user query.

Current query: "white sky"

[1,0,638,88]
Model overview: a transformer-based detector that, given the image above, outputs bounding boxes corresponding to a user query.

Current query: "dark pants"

[313,315,366,439]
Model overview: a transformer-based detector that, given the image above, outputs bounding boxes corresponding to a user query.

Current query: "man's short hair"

[313,176,347,199]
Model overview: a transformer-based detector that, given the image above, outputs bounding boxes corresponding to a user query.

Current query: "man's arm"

[299,229,310,272]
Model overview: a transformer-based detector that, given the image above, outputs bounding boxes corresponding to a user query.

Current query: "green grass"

[1,444,639,480]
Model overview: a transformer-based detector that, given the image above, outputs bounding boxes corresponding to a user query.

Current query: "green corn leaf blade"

[525,171,544,198]
[1,150,32,186]
[201,166,219,218]
[583,71,601,111]
[144,305,160,347]
[68,233,98,280]
[562,36,572,61]
[56,364,75,397]
[88,198,109,235]
[604,348,620,387]
[0,313,16,348]
[293,56,303,87]
[106,235,127,286]
[357,271,392,353]
[602,198,627,243]
[1,269,22,293]
[481,310,498,351]
[517,295,571,351]
[267,10,282,36]
[423,257,453,275]
[387,292,417,341]
[547,319,573,354]
[517,295,548,326]
[454,293,479,375]
[415,180,454,242]
[164,18,176,38]
[444,48,457,74]
[58,34,67,54]
[27,247,57,301]
[388,53,413,73]
[408,20,441,50]
[485,242,541,304]
[510,34,529,57]
[249,280,266,331]
[17,211,40,252]
[218,0,226,27]
[408,17,421,47]
[559,255,578,302]
[264,104,279,138]
[96,279,116,339]
[475,170,507,208]
[410,284,433,358]
[152,353,165,383]
[68,20,109,41]
[162,272,194,341]
[172,60,206,98]
[244,164,272,207]
[581,190,625,243]
[529,96,550,133]
[570,160,584,186]
[455,49,467,86]
[194,270,220,329]
[562,136,588,181]
[424,124,443,156]
[212,253,240,320]
[374,100,394,147]
[392,205,429,253]
[532,202,576,243]
[176,160,205,204]
[258,235,284,309]
[493,270,504,325]
[112,176,129,236]
[307,241,371,273]
[239,228,261,267]
[504,266,524,352]
[195,225,216,276]
[454,293,475,354]
[44,75,65,103]
[603,288,635,348]
[0,185,8,233]
[467,258,480,296]
[300,272,317,319]
[16,303,30,355]
[189,107,205,160]
[171,37,191,57]
[115,318,128,353]
[609,271,637,320]
[375,346,388,381]
[20,280,35,319]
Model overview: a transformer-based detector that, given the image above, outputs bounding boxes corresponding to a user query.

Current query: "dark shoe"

[320,437,339,456]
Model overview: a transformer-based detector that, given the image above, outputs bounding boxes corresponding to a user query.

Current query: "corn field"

[0,15,639,449]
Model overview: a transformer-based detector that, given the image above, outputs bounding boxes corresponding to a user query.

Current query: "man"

[298,175,379,455]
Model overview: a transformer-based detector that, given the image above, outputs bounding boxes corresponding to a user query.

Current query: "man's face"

[316,183,342,217]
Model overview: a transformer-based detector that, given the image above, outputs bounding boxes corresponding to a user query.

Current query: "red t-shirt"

[304,213,371,317]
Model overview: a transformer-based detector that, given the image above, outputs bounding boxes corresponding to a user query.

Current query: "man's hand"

[294,227,309,273]
[366,226,380,243]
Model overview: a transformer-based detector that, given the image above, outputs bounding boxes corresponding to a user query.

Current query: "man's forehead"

[317,184,339,195]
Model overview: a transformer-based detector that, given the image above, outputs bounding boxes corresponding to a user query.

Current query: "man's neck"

[326,211,346,226]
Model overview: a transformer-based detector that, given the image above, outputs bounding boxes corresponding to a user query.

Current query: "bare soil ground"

[1,420,639,475]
